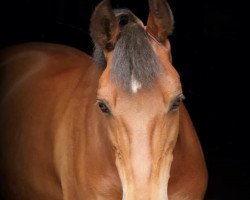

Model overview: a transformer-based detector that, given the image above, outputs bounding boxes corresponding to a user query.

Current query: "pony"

[0,0,207,199]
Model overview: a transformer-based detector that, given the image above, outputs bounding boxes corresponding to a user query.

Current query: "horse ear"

[146,0,174,44]
[90,0,119,51]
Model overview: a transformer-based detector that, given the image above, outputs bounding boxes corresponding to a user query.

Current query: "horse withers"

[0,0,208,199]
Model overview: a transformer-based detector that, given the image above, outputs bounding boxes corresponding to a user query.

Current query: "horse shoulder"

[0,43,100,199]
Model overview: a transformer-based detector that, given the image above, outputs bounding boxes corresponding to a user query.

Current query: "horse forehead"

[98,71,180,102]
[114,90,165,114]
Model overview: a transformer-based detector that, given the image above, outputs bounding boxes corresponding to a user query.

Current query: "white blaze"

[131,74,142,93]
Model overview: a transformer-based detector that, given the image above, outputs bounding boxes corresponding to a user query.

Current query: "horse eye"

[97,101,111,114]
[170,95,185,111]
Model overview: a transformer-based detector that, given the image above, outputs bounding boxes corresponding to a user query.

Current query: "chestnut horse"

[0,0,207,199]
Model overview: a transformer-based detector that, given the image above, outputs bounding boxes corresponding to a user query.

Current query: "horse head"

[90,0,184,199]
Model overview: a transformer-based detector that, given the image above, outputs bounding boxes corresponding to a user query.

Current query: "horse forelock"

[93,9,161,92]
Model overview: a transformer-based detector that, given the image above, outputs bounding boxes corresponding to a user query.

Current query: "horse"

[0,0,208,199]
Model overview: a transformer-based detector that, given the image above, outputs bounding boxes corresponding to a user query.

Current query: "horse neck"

[54,65,118,193]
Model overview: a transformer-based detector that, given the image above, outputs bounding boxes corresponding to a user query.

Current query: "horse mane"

[93,9,161,91]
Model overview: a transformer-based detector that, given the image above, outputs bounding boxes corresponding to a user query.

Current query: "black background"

[0,0,248,199]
